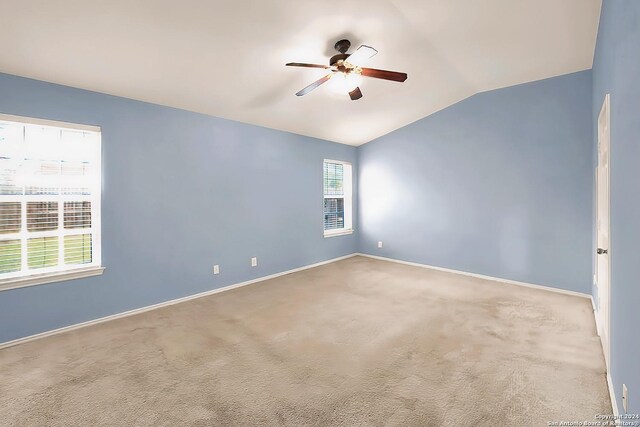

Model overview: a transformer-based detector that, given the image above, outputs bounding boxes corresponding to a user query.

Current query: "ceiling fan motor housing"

[334,39,351,53]
[331,39,352,66]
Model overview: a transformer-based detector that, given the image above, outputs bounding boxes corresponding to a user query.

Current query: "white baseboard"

[607,372,619,416]
[591,296,618,415]
[0,253,357,350]
[356,253,591,299]
[591,295,601,334]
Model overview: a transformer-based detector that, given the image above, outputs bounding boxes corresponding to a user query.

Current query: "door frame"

[595,93,611,369]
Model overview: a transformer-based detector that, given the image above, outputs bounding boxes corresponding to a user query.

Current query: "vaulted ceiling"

[0,0,601,145]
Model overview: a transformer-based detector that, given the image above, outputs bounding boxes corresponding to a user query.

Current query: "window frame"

[323,159,353,238]
[0,114,104,291]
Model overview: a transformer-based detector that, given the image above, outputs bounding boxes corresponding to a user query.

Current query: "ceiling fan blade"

[286,62,332,69]
[345,45,378,67]
[360,68,408,82]
[349,87,363,101]
[296,74,333,96]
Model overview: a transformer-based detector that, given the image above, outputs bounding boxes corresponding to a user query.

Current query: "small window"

[323,160,353,237]
[0,114,101,284]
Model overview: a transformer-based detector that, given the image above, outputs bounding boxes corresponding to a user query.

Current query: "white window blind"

[0,115,101,281]
[323,160,352,236]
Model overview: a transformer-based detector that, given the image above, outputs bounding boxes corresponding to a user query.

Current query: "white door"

[596,94,611,369]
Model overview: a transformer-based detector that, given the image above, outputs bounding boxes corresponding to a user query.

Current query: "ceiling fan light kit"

[286,39,407,101]
[327,72,362,94]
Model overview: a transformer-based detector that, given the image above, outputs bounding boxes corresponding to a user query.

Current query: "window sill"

[0,266,105,292]
[324,229,354,238]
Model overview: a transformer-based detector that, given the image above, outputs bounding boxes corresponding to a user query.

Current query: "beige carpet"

[0,256,611,426]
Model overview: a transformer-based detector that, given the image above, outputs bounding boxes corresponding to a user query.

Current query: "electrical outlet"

[623,384,628,413]
[213,265,219,275]
[378,241,383,248]
[251,257,257,267]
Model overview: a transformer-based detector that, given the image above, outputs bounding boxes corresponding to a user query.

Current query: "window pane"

[27,236,58,269]
[0,121,23,145]
[64,201,91,229]
[64,234,92,265]
[0,202,21,234]
[323,162,344,196]
[0,239,21,273]
[25,125,61,161]
[324,198,345,230]
[0,158,23,195]
[24,159,60,195]
[60,129,98,162]
[61,161,92,195]
[0,121,24,195]
[22,125,62,195]
[27,202,58,231]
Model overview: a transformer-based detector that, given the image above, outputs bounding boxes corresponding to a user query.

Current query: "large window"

[323,159,352,237]
[0,114,102,288]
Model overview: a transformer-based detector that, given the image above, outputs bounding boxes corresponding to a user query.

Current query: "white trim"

[0,254,357,349]
[591,295,618,416]
[323,158,351,166]
[324,228,354,238]
[0,115,102,283]
[0,113,101,132]
[595,93,612,371]
[0,266,105,292]
[355,253,591,299]
[93,131,103,274]
[607,372,619,416]
[323,159,353,237]
[591,295,603,337]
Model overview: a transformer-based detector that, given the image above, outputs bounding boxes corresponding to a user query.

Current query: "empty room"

[0,1,638,425]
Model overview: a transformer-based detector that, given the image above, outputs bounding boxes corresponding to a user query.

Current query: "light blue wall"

[358,71,593,294]
[592,0,640,414]
[0,73,358,343]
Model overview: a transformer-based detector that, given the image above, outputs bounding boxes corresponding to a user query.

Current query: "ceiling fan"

[286,39,408,101]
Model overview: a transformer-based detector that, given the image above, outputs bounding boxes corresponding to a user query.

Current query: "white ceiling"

[0,0,601,146]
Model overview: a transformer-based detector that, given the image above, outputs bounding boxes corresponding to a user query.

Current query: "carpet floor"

[0,256,611,426]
